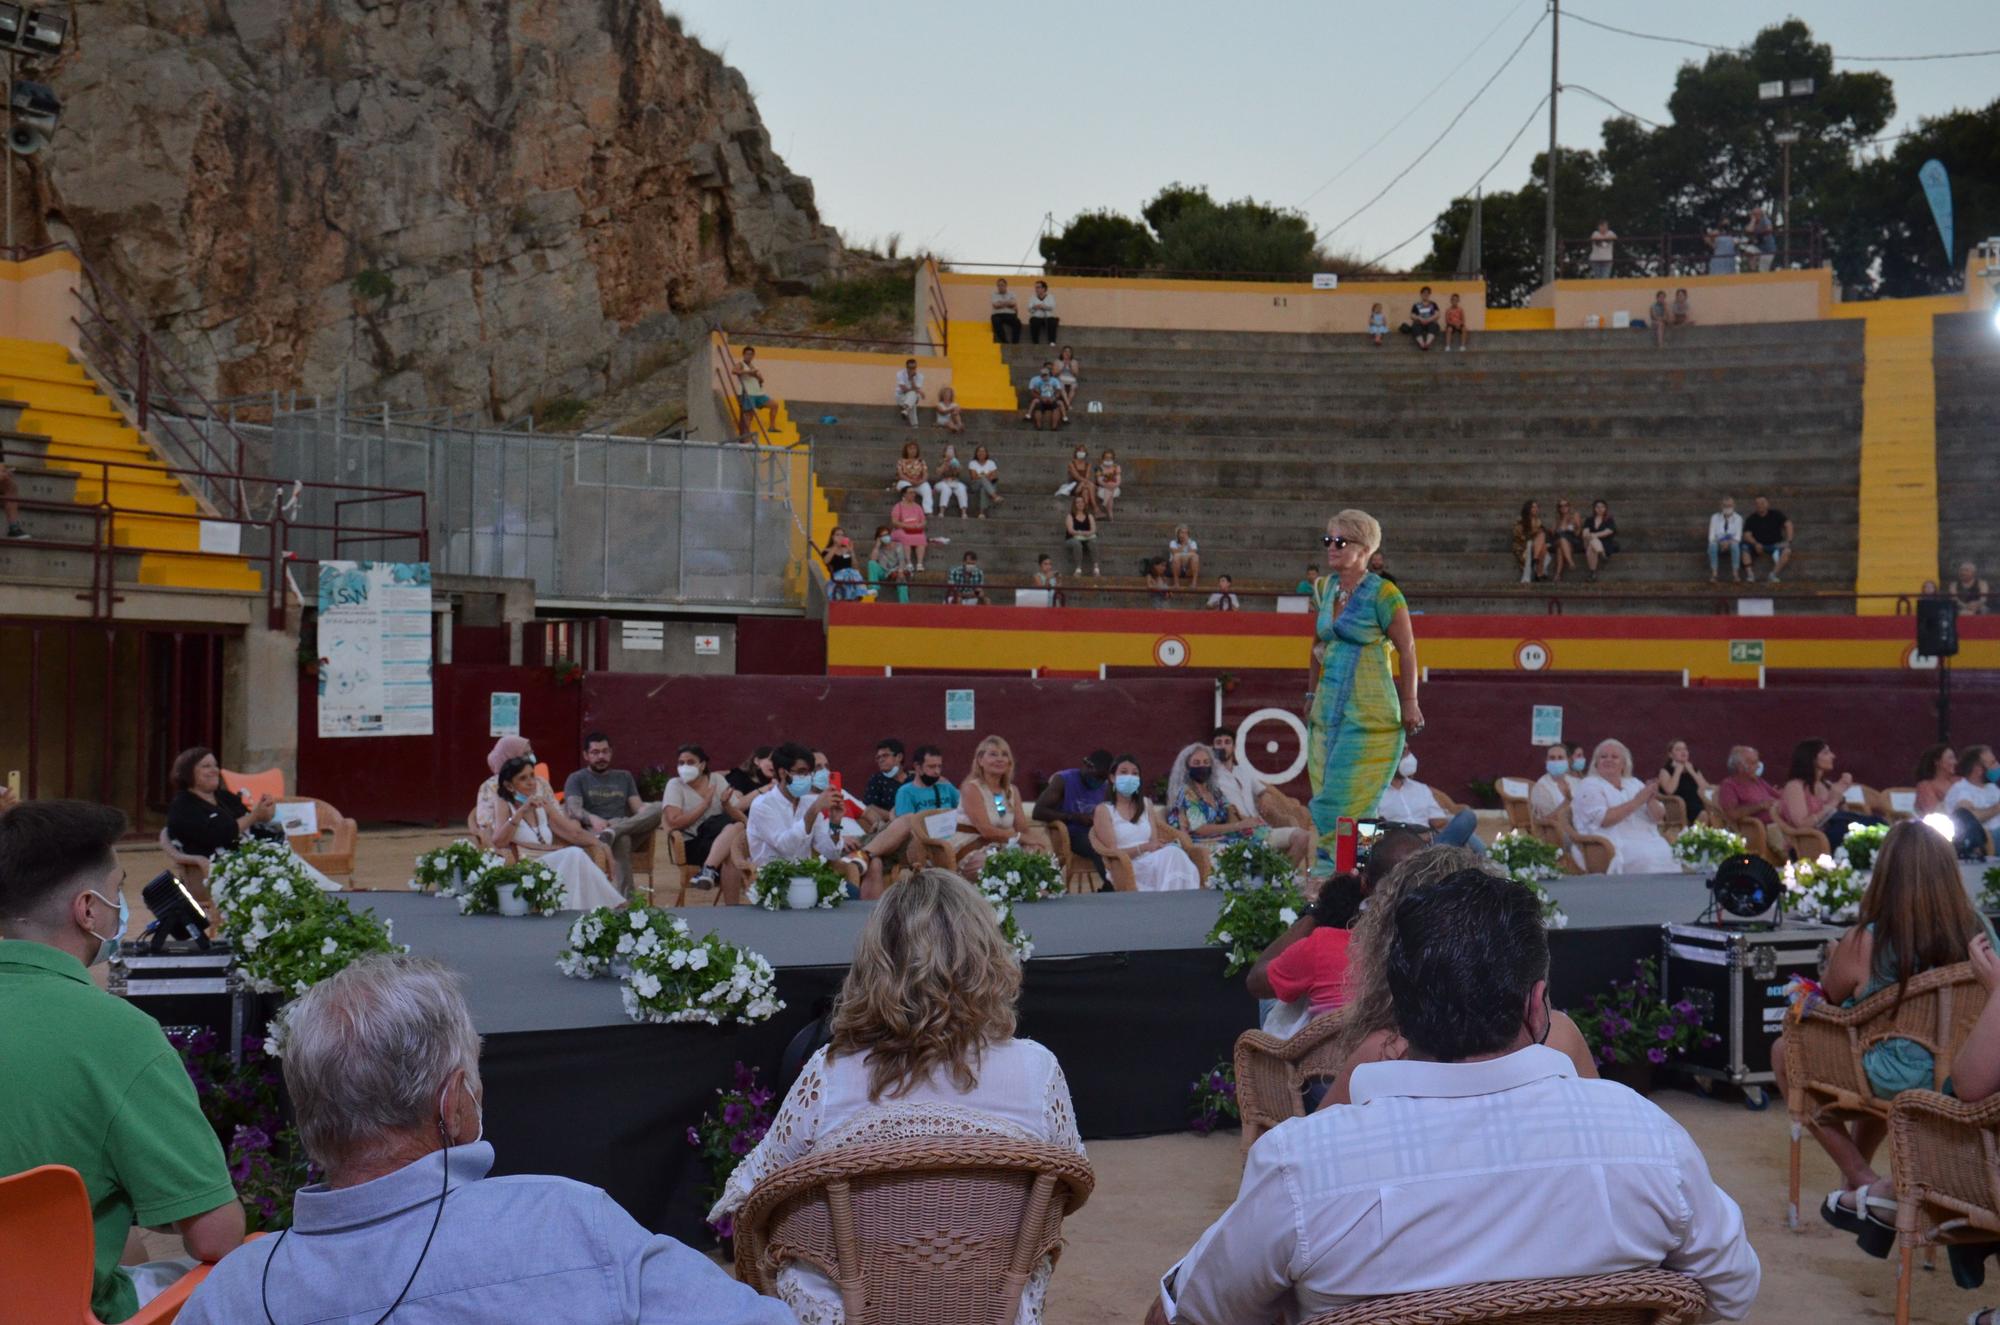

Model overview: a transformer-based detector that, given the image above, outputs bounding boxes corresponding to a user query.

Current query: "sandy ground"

[114,832,1981,1323]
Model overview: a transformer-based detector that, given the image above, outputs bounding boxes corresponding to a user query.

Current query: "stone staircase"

[801,321,1865,610]
[1934,310,2000,579]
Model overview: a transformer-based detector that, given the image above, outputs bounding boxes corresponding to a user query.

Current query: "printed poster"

[317,561,434,738]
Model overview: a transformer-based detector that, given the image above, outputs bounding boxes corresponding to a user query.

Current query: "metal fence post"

[677,441,686,601]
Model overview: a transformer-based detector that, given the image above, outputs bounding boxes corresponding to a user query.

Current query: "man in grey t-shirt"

[562,732,662,895]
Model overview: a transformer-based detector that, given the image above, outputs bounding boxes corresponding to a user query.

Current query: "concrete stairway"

[802,321,1865,610]
[1934,310,2000,579]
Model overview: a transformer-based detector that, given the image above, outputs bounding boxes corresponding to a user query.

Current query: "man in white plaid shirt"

[1155,868,1760,1324]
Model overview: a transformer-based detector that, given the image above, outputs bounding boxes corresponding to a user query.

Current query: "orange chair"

[220,767,286,803]
[0,1163,248,1324]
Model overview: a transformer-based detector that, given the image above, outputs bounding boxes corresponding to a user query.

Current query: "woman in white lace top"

[710,869,1085,1325]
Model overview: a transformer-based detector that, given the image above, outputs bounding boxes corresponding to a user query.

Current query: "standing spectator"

[661,744,733,881]
[989,277,1022,343]
[967,443,1002,517]
[1571,739,1676,874]
[1716,746,1781,825]
[932,443,970,518]
[861,738,908,830]
[1090,755,1202,891]
[1366,302,1388,345]
[1033,554,1065,606]
[934,384,965,434]
[1026,361,1065,430]
[1205,575,1240,611]
[1366,549,1396,586]
[1707,495,1745,584]
[946,550,988,605]
[891,439,933,513]
[1374,751,1489,855]
[1778,739,1886,850]
[894,357,925,427]
[1055,346,1081,411]
[1670,288,1693,327]
[1034,750,1115,880]
[1548,498,1581,581]
[1953,560,1989,614]
[1064,494,1099,577]
[1027,279,1059,344]
[1146,557,1172,608]
[1650,289,1670,348]
[1168,524,1201,588]
[1747,207,1775,271]
[1442,292,1468,352]
[1094,448,1121,519]
[1408,286,1440,351]
[890,489,928,573]
[1655,739,1713,826]
[563,732,665,896]
[734,345,774,439]
[1581,498,1618,581]
[1706,226,1738,275]
[1513,499,1549,584]
[1588,220,1617,278]
[821,525,855,575]
[1742,495,1793,584]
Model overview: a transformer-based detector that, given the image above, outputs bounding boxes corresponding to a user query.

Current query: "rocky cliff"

[29,0,841,419]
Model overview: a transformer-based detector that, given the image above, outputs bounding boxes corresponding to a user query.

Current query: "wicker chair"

[1782,961,1987,1230]
[1092,811,1212,892]
[732,1137,1093,1325]
[1658,796,1688,842]
[1888,1089,2000,1325]
[1553,805,1615,875]
[282,797,358,884]
[1884,788,1917,822]
[1044,820,1104,895]
[1233,1011,1347,1151]
[1768,819,1831,863]
[1298,1270,1708,1325]
[1497,778,1535,834]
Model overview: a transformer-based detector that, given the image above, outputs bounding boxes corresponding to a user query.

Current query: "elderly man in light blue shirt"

[178,954,790,1325]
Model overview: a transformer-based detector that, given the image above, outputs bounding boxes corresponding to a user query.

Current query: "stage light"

[1709,853,1782,924]
[7,78,54,157]
[1924,812,1957,840]
[0,5,21,45]
[140,870,213,953]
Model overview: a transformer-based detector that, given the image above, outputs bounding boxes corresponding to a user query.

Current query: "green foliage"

[350,267,394,302]
[1040,209,1159,271]
[976,846,1066,904]
[534,396,589,430]
[1572,959,1720,1068]
[1826,98,2000,297]
[1672,824,1748,870]
[1210,838,1298,893]
[747,857,847,910]
[1154,194,1318,276]
[168,1028,313,1231]
[1838,822,1891,871]
[810,268,912,327]
[637,763,672,802]
[1207,880,1307,977]
[1141,183,1216,236]
[1187,1058,1239,1135]
[1983,866,2000,913]
[457,858,565,916]
[1490,830,1563,880]
[688,1063,776,1242]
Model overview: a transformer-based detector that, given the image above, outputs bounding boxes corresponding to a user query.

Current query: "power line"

[1296,0,1536,209]
[1317,7,1550,242]
[1565,8,2000,63]
[1563,83,1664,129]
[1364,91,1554,268]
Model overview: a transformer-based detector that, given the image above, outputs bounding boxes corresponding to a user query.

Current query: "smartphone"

[829,771,843,794]
[5,769,19,800]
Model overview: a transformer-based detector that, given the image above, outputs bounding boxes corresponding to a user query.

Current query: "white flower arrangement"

[1783,853,1862,921]
[558,906,691,979]
[1208,839,1299,894]
[976,847,1064,905]
[410,840,504,895]
[620,930,784,1026]
[986,893,1035,962]
[1671,824,1748,872]
[1206,880,1307,976]
[1489,830,1563,881]
[455,859,564,916]
[209,841,403,1013]
[745,858,847,911]
[1835,822,1891,873]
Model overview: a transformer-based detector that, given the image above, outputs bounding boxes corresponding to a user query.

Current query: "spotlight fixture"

[6,77,54,156]
[1709,853,1783,926]
[140,869,213,953]
[19,7,61,55]
[0,6,21,46]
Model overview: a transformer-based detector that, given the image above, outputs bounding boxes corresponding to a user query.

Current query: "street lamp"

[1759,78,1815,268]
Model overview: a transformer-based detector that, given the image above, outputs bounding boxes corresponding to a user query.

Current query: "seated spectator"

[479,755,622,909]
[1294,560,1318,595]
[1742,495,1792,584]
[1055,444,1093,502]
[1159,865,1755,1325]
[891,439,933,513]
[866,525,910,602]
[1246,873,1363,1022]
[1548,498,1581,581]
[1027,279,1059,344]
[1715,745,1780,824]
[968,444,1002,517]
[1670,288,1693,326]
[1034,750,1114,880]
[1090,755,1201,891]
[933,443,970,517]
[1654,738,1713,826]
[1707,495,1745,583]
[734,345,773,438]
[3,456,31,539]
[1407,285,1440,351]
[894,357,925,427]
[1529,742,1578,824]
[0,798,245,1323]
[1588,220,1617,279]
[822,525,855,574]
[180,955,784,1325]
[1030,553,1065,605]
[685,747,776,895]
[711,869,1084,1323]
[1168,524,1200,588]
[661,743,733,890]
[1026,361,1065,430]
[747,743,912,898]
[1770,823,1994,1256]
[1921,579,1940,597]
[1064,494,1099,577]
[164,744,278,892]
[1166,743,1311,872]
[1366,301,1387,346]
[1650,289,1670,348]
[1211,726,1312,835]
[1258,829,1429,1042]
[1373,752,1489,856]
[1147,557,1172,608]
[1581,498,1618,581]
[1943,744,2000,850]
[891,489,928,573]
[1912,742,1958,816]
[934,385,965,434]
[1205,575,1240,611]
[1442,291,1468,352]
[950,735,1054,872]
[946,550,988,605]
[563,732,663,895]
[1954,560,1989,614]
[1571,739,1676,874]
[1513,499,1549,583]
[1094,449,1121,519]
[1778,738,1884,850]
[892,744,960,829]
[861,738,908,830]
[1056,345,1081,410]
[990,277,1022,343]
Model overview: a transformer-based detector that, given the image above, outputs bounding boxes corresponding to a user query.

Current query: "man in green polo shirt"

[0,799,243,1321]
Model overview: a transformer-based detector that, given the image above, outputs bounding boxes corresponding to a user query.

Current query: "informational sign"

[1729,640,1766,665]
[488,691,521,737]
[944,688,975,732]
[197,520,241,555]
[274,801,319,838]
[621,621,663,652]
[1530,705,1564,746]
[316,561,433,738]
[693,634,722,656]
[1514,640,1551,671]
[1154,635,1190,667]
[1311,273,1340,289]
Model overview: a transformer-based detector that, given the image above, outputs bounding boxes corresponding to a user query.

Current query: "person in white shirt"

[1570,738,1677,874]
[1209,727,1310,834]
[1154,869,1759,1324]
[893,358,925,427]
[1588,220,1617,279]
[1027,279,1059,344]
[1529,742,1578,824]
[989,277,1023,343]
[1204,575,1240,611]
[1706,496,1745,584]
[1373,752,1487,855]
[747,743,907,898]
[1944,744,2000,851]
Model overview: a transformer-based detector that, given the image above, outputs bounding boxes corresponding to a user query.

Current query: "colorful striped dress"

[1306,571,1407,855]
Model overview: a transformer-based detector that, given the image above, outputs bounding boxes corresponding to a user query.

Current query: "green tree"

[1155,197,1319,276]
[1140,183,1215,237]
[1824,98,2000,297]
[1422,150,1611,306]
[1039,209,1158,272]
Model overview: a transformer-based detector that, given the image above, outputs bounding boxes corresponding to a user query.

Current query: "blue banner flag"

[1918,159,1953,265]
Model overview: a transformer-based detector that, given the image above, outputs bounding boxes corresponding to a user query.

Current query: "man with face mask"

[1034,749,1115,883]
[1210,727,1313,835]
[0,799,244,1321]
[1372,751,1489,855]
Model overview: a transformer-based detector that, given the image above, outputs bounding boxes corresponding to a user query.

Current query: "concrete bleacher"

[1934,310,2000,580]
[801,320,1865,609]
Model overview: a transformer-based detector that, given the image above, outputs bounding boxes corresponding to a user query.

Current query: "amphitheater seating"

[800,322,1865,610]
[1933,310,2000,582]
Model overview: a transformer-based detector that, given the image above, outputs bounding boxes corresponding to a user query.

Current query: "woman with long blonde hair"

[711,869,1084,1323]
[949,735,1051,870]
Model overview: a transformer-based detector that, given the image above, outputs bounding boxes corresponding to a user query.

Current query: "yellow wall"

[738,344,951,406]
[938,271,1490,335]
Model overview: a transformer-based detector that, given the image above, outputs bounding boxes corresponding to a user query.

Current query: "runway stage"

[351,870,1738,1245]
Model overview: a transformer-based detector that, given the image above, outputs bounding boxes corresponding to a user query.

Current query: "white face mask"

[677,764,701,781]
[1398,754,1418,778]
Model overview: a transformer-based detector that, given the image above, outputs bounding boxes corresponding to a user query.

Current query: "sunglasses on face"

[1322,535,1353,549]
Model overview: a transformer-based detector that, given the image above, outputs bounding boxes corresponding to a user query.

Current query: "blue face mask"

[811,768,831,793]
[84,888,128,966]
[787,774,816,799]
[1570,756,1587,773]
[1755,762,1765,778]
[1987,766,2000,785]
[1546,761,1568,778]
[1114,773,1141,797]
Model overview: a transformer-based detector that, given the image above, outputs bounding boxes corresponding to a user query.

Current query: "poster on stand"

[317,561,434,738]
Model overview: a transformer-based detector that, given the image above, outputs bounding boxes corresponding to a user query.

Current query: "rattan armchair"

[732,1137,1094,1325]
[284,797,358,884]
[1767,818,1831,863]
[1233,1010,1347,1151]
[1091,811,1212,892]
[1298,1270,1708,1325]
[1782,961,1987,1230]
[1888,1089,2000,1325]
[1553,805,1615,875]
[1497,778,1535,834]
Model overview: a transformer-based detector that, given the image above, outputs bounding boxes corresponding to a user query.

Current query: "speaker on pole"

[1917,598,1960,658]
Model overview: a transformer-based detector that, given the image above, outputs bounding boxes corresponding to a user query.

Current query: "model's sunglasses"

[1322,534,1353,549]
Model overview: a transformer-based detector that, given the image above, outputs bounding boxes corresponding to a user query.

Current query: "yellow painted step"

[0,335,81,360]
[138,552,262,592]
[943,321,1018,410]
[61,477,200,509]
[0,379,123,417]
[24,413,143,449]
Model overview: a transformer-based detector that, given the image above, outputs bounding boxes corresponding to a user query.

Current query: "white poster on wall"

[317,561,434,738]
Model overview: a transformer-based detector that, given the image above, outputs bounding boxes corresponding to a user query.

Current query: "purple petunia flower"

[710,1214,735,1241]
[728,1131,753,1155]
[721,1103,744,1127]
[233,1125,272,1153]
[1647,1047,1667,1065]
[1599,1047,1617,1064]
[1657,1025,1676,1041]
[686,1127,701,1147]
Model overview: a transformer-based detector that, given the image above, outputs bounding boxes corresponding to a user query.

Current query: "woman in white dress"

[711,869,1086,1325]
[948,735,1054,872]
[1089,756,1200,891]
[477,754,624,910]
[1569,738,1676,875]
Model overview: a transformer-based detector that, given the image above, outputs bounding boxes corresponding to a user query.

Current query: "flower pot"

[1601,1059,1657,1096]
[786,877,820,910]
[496,883,530,917]
[449,865,464,893]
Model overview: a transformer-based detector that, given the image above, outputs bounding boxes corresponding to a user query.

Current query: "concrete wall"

[733,345,951,407]
[223,609,300,779]
[1524,269,1832,328]
[0,250,80,349]
[603,620,737,675]
[939,271,1490,334]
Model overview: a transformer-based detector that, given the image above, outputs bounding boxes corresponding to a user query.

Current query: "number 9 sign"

[1154,635,1189,668]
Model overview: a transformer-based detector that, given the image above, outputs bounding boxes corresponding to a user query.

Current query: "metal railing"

[1559,226,1825,280]
[943,260,1462,284]
[923,258,949,355]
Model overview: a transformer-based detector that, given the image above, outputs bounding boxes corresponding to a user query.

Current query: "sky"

[668,0,1998,272]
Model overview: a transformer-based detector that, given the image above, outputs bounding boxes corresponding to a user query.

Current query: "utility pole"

[1542,0,1560,289]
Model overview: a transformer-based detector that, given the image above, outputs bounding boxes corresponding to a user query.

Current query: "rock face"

[30,0,842,420]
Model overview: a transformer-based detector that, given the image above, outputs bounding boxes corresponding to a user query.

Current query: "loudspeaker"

[1918,598,1960,657]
